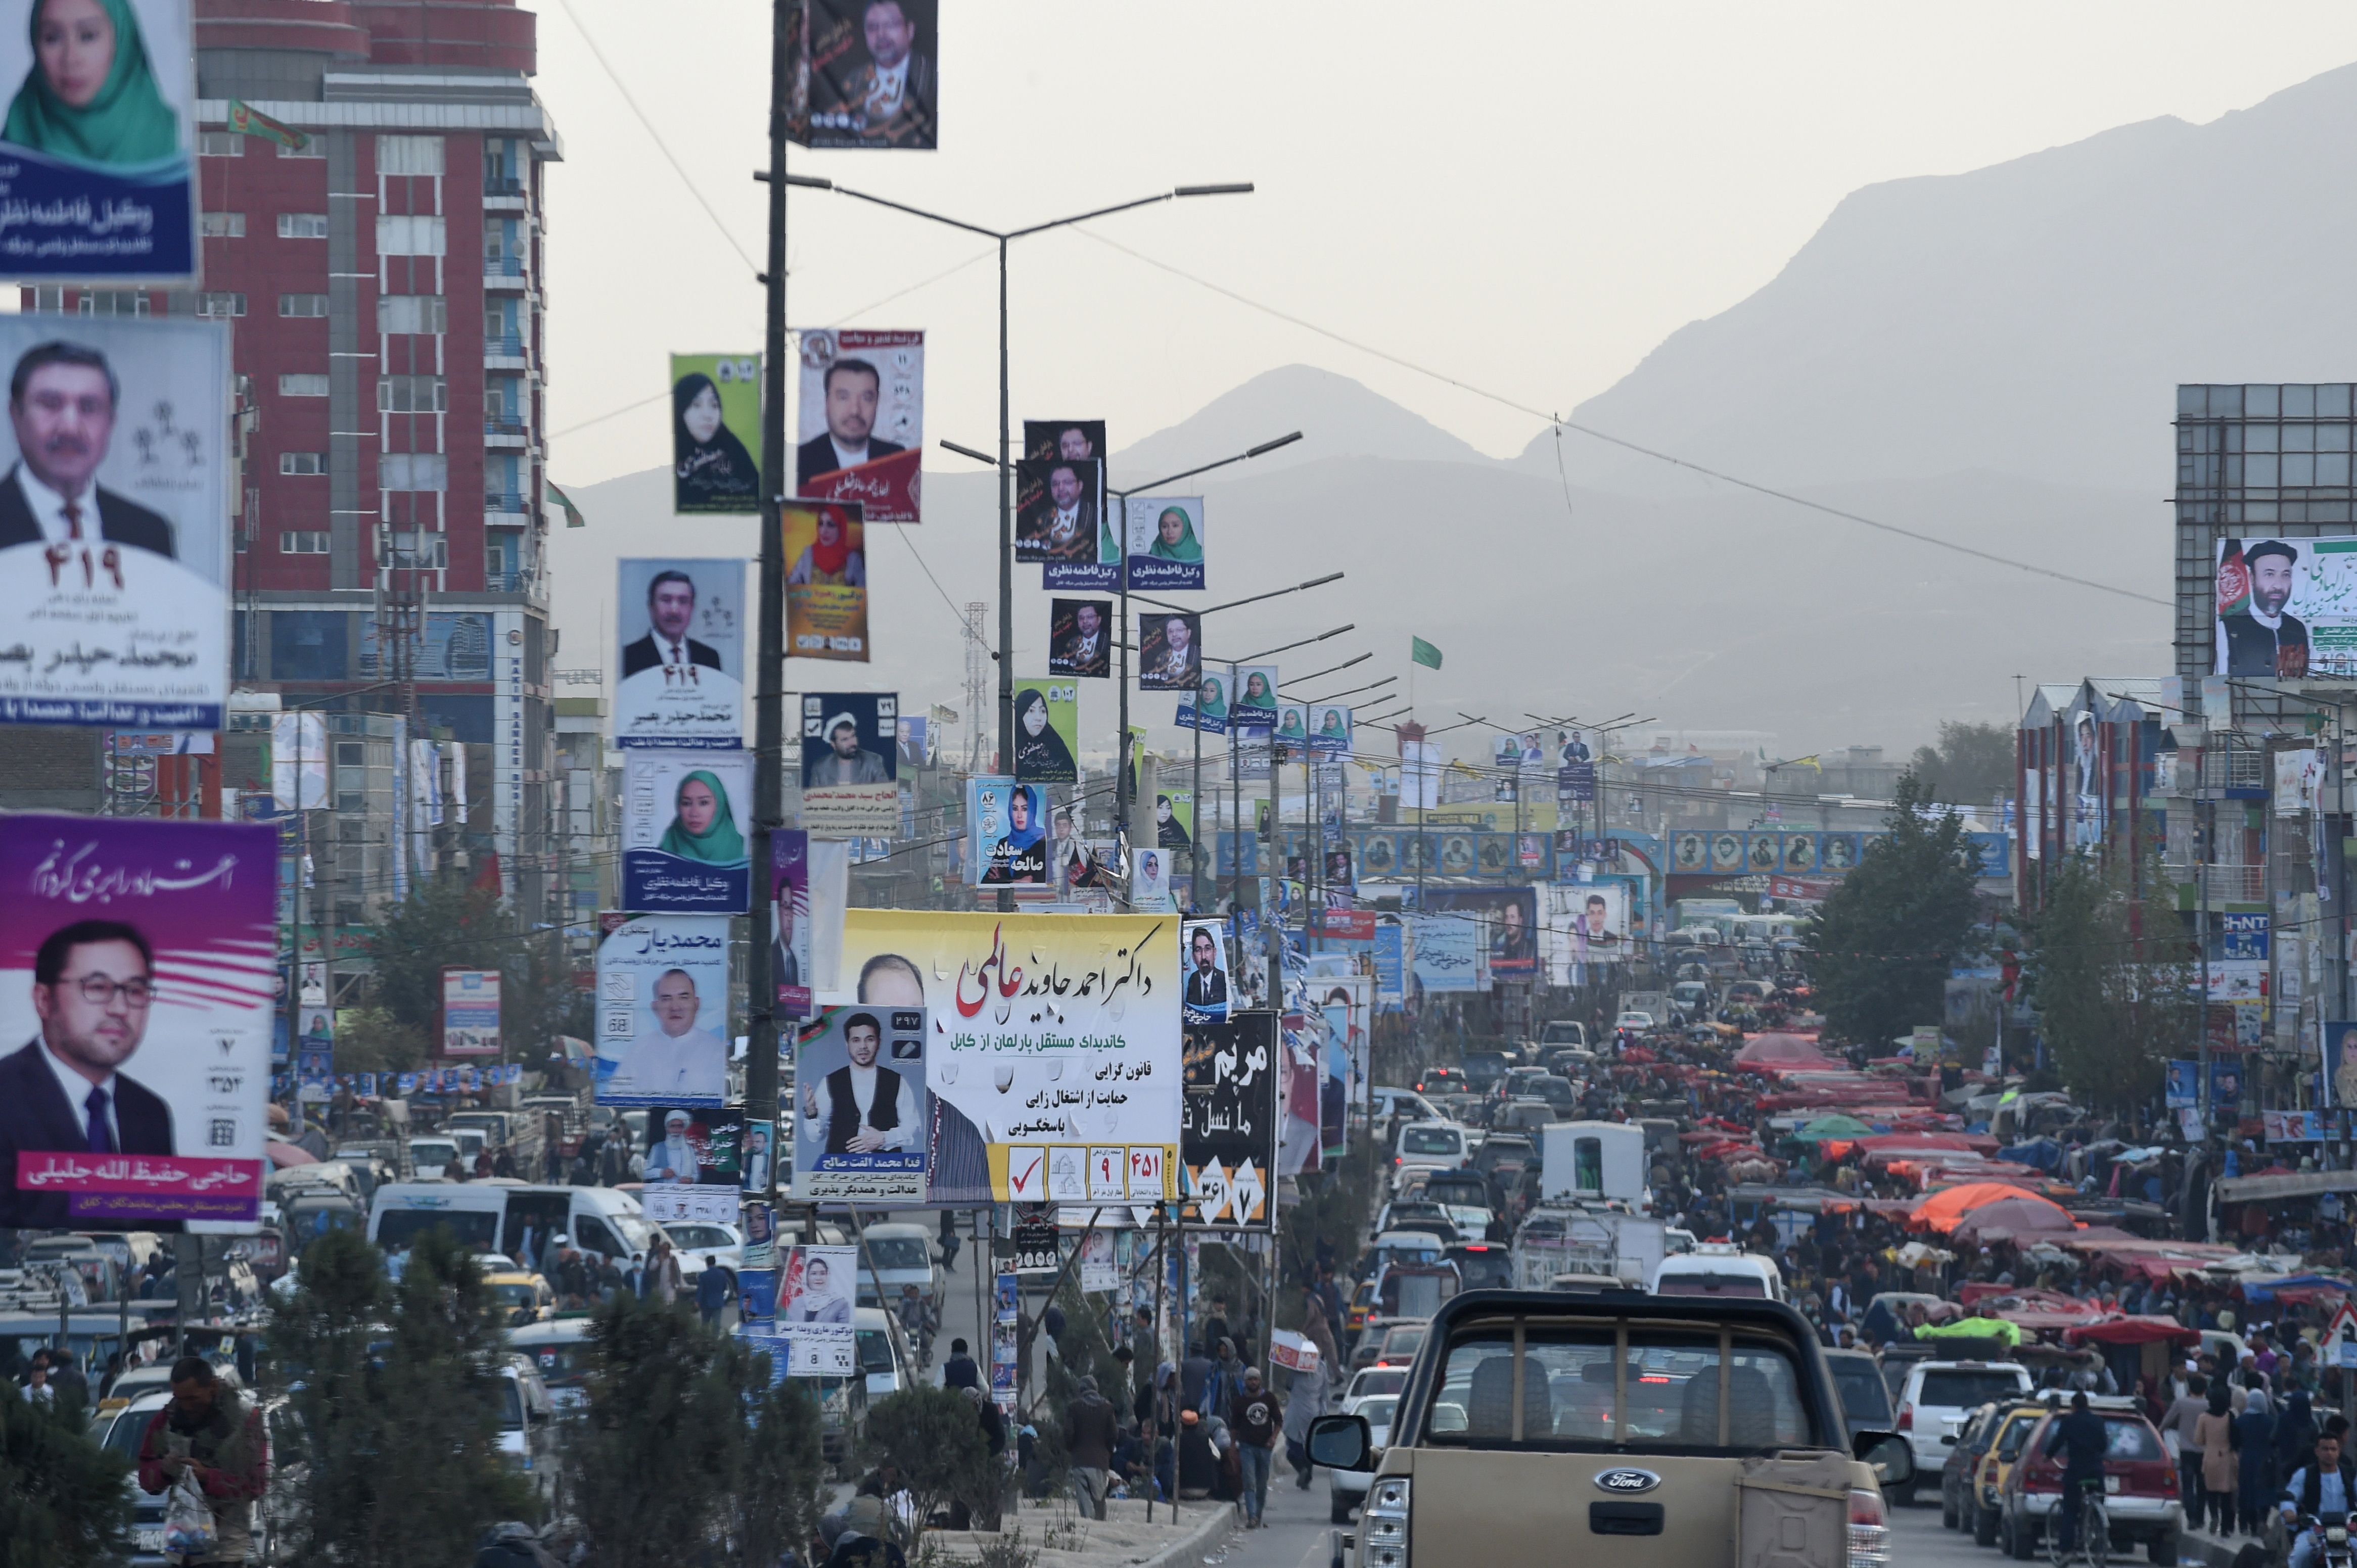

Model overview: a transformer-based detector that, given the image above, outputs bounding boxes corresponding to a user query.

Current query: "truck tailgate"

[1409,1449,1739,1565]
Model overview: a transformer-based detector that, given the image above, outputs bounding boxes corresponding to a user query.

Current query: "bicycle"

[2047,1477,2110,1568]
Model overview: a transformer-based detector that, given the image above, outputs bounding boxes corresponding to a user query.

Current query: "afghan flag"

[226,99,308,151]
[548,481,586,529]
[1410,636,1443,670]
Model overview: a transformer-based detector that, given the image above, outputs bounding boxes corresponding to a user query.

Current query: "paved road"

[1892,1490,2011,1568]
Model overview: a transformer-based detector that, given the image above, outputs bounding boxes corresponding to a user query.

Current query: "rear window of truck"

[1424,1328,1813,1451]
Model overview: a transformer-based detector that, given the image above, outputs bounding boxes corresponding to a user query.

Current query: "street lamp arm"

[1003,191,1175,241]
[1112,432,1304,496]
[819,181,1003,240]
[1304,675,1397,703]
[1282,651,1371,690]
[1136,573,1343,620]
[939,439,1000,468]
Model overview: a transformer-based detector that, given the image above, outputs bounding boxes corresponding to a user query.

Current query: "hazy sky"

[536,3,2357,488]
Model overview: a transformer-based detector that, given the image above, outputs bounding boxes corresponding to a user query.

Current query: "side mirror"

[1854,1430,1913,1487]
[1309,1413,1374,1472]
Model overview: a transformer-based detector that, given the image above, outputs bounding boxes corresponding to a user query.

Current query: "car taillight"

[1897,1404,1912,1431]
[2024,1457,2060,1494]
[1365,1476,1410,1568]
[1850,1487,1889,1568]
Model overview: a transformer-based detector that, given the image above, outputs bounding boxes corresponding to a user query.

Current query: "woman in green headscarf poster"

[627,760,753,913]
[1127,498,1205,591]
[660,770,748,864]
[5,0,182,169]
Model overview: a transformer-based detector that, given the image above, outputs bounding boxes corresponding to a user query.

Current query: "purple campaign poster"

[773,829,812,1020]
[0,815,276,1230]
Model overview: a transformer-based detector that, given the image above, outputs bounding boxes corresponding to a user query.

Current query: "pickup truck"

[1311,1288,1910,1568]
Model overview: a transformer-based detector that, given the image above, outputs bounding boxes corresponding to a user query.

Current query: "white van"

[1649,1244,1785,1302]
[367,1181,697,1284]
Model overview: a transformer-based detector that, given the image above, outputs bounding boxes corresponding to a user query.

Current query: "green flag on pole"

[225,99,307,151]
[1410,636,1443,670]
[548,481,586,529]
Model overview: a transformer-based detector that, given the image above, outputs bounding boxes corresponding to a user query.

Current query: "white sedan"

[659,1221,744,1295]
[1329,1393,1399,1523]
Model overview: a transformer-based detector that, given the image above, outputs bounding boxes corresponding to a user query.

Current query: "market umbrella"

[1798,1114,1876,1141]
[1910,1180,2067,1234]
[1951,1196,2083,1245]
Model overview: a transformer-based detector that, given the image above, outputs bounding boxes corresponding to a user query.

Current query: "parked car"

[852,1306,916,1402]
[1964,1398,2056,1544]
[1892,1359,2033,1507]
[1938,1399,2006,1531]
[506,1317,596,1410]
[1823,1345,1894,1441]
[660,1220,746,1299]
[1998,1398,2182,1564]
[1330,1392,1398,1523]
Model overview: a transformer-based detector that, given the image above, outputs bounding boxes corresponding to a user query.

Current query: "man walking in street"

[137,1358,267,1566]
[941,1337,980,1391]
[1065,1372,1120,1522]
[1230,1367,1282,1528]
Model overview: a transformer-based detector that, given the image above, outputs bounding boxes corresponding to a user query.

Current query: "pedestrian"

[2162,1372,2210,1506]
[651,1241,681,1305]
[1177,1409,1219,1500]
[136,1358,267,1566]
[23,1352,53,1405]
[2278,1388,2320,1497]
[1230,1367,1281,1528]
[941,1337,981,1391]
[1064,1373,1120,1521]
[2238,1373,2276,1535]
[698,1255,730,1326]
[2196,1379,2238,1534]
[938,1208,961,1272]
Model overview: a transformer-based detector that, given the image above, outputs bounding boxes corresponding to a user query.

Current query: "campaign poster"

[1182,918,1230,1023]
[622,750,753,914]
[772,831,813,1021]
[639,1106,745,1225]
[795,329,922,522]
[771,1245,859,1373]
[2214,536,2357,678]
[1155,787,1194,854]
[2209,1058,2245,1112]
[670,353,763,514]
[1131,847,1172,911]
[0,318,229,728]
[1125,496,1205,592]
[792,1003,930,1204]
[1023,418,1111,588]
[0,0,196,281]
[1409,911,1482,994]
[594,913,730,1107]
[966,777,1049,888]
[2163,1059,2199,1111]
[784,501,870,661]
[1048,598,1112,680]
[1822,833,1863,872]
[2328,1021,2357,1109]
[1232,666,1279,728]
[1012,678,1078,784]
[0,815,274,1230]
[1178,672,1229,735]
[742,1120,776,1197]
[799,692,897,835]
[1015,456,1104,566]
[1180,1012,1276,1228]
[1310,704,1352,757]
[795,0,937,150]
[834,910,1181,1205]
[1271,703,1311,754]
[1277,1023,1321,1176]
[1137,611,1201,692]
[615,558,746,749]
[440,968,499,1056]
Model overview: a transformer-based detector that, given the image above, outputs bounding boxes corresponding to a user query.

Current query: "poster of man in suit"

[615,559,746,749]
[794,329,923,521]
[1182,920,1230,1023]
[797,0,939,149]
[793,1005,929,1203]
[0,815,275,1230]
[0,319,230,729]
[1015,457,1101,564]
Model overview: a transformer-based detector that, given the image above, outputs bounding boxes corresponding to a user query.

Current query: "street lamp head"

[783,173,834,191]
[1245,432,1303,458]
[1175,183,1254,198]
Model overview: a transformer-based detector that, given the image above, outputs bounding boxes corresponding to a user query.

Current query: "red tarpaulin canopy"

[2063,1316,2202,1349]
[1736,1033,1841,1071]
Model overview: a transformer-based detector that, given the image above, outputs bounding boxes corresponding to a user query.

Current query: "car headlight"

[1364,1477,1409,1568]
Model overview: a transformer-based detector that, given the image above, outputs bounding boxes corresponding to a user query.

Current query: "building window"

[280,452,326,476]
[279,373,330,398]
[199,212,244,237]
[280,531,330,554]
[378,294,447,335]
[28,287,62,313]
[197,131,243,157]
[377,375,446,413]
[195,292,245,318]
[376,214,446,257]
[277,213,328,240]
[386,530,448,568]
[381,452,448,491]
[377,135,445,176]
[79,292,149,316]
[276,137,324,159]
[279,293,329,317]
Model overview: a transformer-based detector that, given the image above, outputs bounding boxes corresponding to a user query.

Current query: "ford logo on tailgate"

[1594,1468,1661,1495]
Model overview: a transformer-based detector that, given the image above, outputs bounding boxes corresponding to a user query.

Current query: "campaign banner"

[670,354,762,514]
[1423,887,1536,977]
[967,778,1049,888]
[835,910,1181,1205]
[1154,788,1194,854]
[2263,1109,2327,1144]
[799,693,897,835]
[1558,763,1596,803]
[793,1004,930,1204]
[640,1106,745,1223]
[769,1246,859,1373]
[0,815,274,1230]
[1768,875,1833,902]
[795,329,922,522]
[1313,909,1376,941]
[1181,1012,1277,1228]
[1176,673,1229,735]
[615,558,746,749]
[1181,919,1231,1023]
[1016,456,1104,566]
[623,751,752,914]
[1309,704,1352,757]
[0,318,229,728]
[771,831,813,1021]
[1410,912,1482,994]
[1048,599,1112,680]
[1137,612,1201,692]
[1373,921,1406,1005]
[440,968,499,1057]
[1270,703,1311,755]
[1131,846,1172,911]
[1023,420,1113,586]
[1124,496,1204,592]
[594,913,730,1107]
[784,501,870,661]
[1231,667,1279,730]
[1012,679,1078,783]
[2214,536,2357,678]
[0,0,197,282]
[794,0,938,150]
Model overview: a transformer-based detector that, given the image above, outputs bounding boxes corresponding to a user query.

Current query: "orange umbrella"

[1909,1180,2068,1234]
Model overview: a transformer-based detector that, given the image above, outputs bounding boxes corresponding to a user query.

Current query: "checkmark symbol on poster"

[1008,1147,1045,1201]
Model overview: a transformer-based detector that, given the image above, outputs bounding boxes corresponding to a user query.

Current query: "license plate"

[137,1529,165,1551]
[2104,1477,2121,1494]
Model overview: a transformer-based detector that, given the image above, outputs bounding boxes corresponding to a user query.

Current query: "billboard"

[0,815,274,1230]
[792,1003,930,1204]
[1310,704,1352,756]
[1124,496,1204,592]
[834,910,1181,1205]
[966,777,1049,888]
[1015,456,1103,565]
[0,0,197,282]
[771,830,812,1021]
[594,913,730,1107]
[1012,678,1078,783]
[795,0,937,150]
[441,968,500,1056]
[639,1106,744,1224]
[782,500,869,662]
[1047,598,1112,680]
[669,354,762,514]
[0,318,229,728]
[1542,882,1629,985]
[1137,611,1201,692]
[799,692,897,834]
[795,329,922,522]
[1180,1012,1277,1228]
[622,750,753,914]
[2213,536,2357,678]
[1410,911,1483,994]
[615,558,745,749]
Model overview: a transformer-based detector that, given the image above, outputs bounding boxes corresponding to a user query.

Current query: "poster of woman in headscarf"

[967,778,1049,887]
[670,354,762,513]
[622,751,753,913]
[784,501,869,662]
[1124,495,1205,592]
[1012,680,1078,784]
